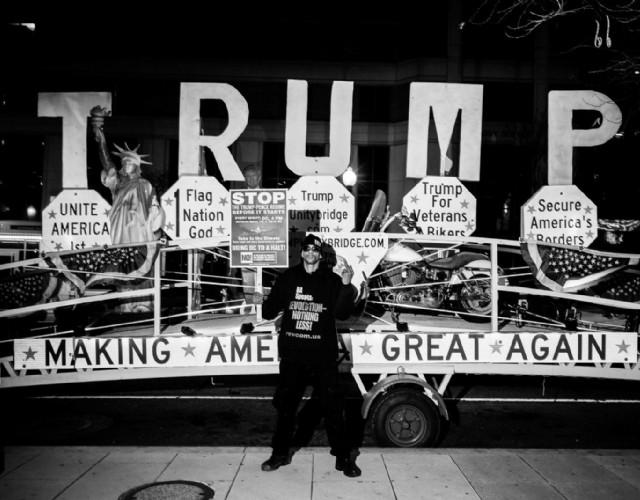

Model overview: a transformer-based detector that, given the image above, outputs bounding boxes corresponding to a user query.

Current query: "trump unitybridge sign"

[12,331,637,370]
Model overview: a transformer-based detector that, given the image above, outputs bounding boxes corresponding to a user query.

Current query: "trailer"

[1,234,638,447]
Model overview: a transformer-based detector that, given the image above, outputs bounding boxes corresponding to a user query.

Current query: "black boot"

[335,456,361,478]
[261,454,292,472]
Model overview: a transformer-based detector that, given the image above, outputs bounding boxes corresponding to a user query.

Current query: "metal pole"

[153,251,161,335]
[491,240,498,332]
[256,267,263,322]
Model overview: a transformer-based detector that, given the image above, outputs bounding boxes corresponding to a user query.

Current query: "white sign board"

[308,232,389,294]
[14,330,636,369]
[403,176,477,237]
[14,336,279,369]
[351,331,636,364]
[42,189,111,252]
[287,176,355,233]
[521,185,597,247]
[161,175,231,239]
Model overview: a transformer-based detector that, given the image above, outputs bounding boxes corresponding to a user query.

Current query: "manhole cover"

[119,480,214,500]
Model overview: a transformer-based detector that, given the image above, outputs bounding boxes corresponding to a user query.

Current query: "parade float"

[0,81,638,447]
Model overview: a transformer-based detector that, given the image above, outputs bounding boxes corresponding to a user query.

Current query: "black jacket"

[262,263,356,363]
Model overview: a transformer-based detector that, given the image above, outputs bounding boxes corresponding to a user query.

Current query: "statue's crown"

[113,143,152,166]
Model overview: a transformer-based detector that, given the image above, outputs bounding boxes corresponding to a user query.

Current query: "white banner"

[14,336,279,370]
[14,331,636,369]
[351,332,636,364]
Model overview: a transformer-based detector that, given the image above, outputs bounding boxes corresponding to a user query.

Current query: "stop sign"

[42,189,111,252]
[522,185,597,247]
[161,176,231,240]
[403,176,477,236]
[287,176,355,233]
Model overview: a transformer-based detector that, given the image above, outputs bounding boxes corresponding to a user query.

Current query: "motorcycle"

[361,191,505,324]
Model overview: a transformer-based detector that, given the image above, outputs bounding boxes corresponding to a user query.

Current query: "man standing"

[254,234,361,477]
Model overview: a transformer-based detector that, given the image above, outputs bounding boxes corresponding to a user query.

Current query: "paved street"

[3,375,639,449]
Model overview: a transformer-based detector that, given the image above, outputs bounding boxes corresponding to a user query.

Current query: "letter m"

[45,340,67,366]
[406,82,483,181]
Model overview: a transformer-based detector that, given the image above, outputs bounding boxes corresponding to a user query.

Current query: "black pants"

[292,392,365,449]
[271,359,350,459]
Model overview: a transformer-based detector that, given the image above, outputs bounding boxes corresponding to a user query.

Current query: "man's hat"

[301,234,322,248]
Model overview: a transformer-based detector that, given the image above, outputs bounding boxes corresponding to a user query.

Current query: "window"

[262,142,329,189]
[0,136,45,221]
[262,142,294,189]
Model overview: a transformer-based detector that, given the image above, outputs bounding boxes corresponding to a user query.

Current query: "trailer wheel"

[370,388,441,447]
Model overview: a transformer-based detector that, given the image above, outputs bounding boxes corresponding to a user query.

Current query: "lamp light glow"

[343,166,357,187]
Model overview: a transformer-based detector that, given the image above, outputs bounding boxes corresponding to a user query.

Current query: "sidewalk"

[1,446,639,500]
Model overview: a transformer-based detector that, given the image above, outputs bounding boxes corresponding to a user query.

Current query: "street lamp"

[343,166,357,188]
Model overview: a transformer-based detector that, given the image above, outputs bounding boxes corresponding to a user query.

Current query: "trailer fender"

[360,374,449,421]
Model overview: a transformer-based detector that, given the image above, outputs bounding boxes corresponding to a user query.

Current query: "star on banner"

[288,197,297,206]
[165,222,174,231]
[617,340,630,354]
[460,200,469,209]
[357,251,369,264]
[48,210,56,219]
[340,194,349,203]
[23,346,37,361]
[490,341,503,354]
[182,343,196,357]
[164,198,174,206]
[219,197,228,206]
[359,341,373,355]
[410,195,419,204]
[527,205,535,214]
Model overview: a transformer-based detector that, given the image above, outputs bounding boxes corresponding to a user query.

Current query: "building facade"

[1,4,638,245]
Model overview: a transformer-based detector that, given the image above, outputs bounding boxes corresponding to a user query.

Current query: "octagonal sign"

[522,185,597,247]
[42,189,111,252]
[161,175,231,240]
[287,176,355,233]
[403,176,477,236]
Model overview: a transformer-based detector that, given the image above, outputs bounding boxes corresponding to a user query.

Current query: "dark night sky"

[3,8,453,64]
